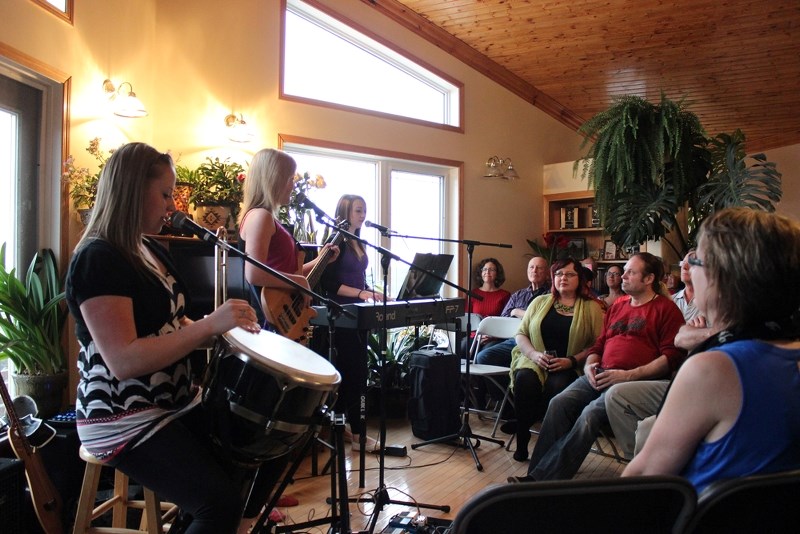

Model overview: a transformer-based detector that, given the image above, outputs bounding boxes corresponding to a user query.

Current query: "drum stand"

[249,409,353,534]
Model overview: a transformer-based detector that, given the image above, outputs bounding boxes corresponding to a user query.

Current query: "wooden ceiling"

[368,0,800,153]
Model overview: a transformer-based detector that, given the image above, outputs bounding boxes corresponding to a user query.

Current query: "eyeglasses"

[606,272,621,278]
[481,268,497,273]
[687,252,704,268]
[554,271,578,278]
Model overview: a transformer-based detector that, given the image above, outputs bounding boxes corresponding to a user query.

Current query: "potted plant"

[62,137,113,225]
[575,94,782,256]
[277,171,326,243]
[0,244,67,418]
[182,157,246,232]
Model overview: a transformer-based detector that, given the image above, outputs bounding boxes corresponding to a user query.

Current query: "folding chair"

[451,476,697,534]
[462,316,521,437]
[435,312,483,355]
[679,468,800,533]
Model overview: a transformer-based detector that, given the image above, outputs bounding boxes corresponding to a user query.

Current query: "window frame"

[29,0,74,25]
[279,134,463,296]
[281,0,465,133]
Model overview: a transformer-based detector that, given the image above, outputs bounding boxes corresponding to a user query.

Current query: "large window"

[282,141,458,297]
[283,0,462,129]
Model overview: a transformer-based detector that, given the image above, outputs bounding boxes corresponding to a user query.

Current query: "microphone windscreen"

[169,211,190,228]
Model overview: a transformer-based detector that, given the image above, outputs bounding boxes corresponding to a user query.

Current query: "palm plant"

[576,94,781,257]
[0,244,67,375]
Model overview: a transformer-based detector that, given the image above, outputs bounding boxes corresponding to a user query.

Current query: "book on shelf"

[590,204,601,227]
[560,206,579,229]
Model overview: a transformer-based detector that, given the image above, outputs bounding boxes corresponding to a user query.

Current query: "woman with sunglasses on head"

[623,208,800,491]
[507,257,605,461]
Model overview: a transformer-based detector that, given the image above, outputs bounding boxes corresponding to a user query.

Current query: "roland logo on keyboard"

[375,310,398,323]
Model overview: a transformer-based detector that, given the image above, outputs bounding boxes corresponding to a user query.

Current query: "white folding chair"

[462,316,521,437]
[435,312,484,354]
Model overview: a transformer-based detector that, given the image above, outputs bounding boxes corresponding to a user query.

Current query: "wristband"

[567,355,578,369]
[358,290,364,299]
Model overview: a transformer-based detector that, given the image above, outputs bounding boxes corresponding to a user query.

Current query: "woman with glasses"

[459,258,511,357]
[623,208,800,491]
[599,265,625,309]
[507,258,605,461]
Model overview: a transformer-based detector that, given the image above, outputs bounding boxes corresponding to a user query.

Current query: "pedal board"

[380,512,452,533]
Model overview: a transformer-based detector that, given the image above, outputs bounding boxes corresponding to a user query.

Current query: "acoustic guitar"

[0,377,63,534]
[262,222,350,344]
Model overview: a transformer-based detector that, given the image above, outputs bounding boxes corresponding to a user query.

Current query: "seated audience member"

[598,265,625,310]
[605,250,709,459]
[623,208,800,491]
[459,257,511,357]
[474,256,551,367]
[508,252,685,482]
[507,258,604,461]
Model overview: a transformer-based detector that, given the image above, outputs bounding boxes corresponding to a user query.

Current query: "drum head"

[222,328,341,387]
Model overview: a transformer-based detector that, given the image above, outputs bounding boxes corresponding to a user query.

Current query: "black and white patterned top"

[66,237,197,461]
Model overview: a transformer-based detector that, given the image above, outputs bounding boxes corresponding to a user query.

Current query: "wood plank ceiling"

[369,0,800,153]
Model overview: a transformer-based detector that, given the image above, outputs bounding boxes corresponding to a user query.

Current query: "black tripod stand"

[411,240,511,471]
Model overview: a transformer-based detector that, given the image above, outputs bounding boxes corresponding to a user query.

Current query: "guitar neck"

[306,231,347,289]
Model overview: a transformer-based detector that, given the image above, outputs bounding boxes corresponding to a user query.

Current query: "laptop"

[396,253,454,300]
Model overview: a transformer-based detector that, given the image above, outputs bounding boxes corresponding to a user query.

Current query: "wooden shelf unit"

[544,191,630,293]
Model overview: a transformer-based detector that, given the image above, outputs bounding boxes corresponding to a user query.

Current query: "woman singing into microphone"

[319,194,385,451]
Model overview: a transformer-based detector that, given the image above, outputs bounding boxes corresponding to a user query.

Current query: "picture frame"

[566,237,586,260]
[604,240,618,260]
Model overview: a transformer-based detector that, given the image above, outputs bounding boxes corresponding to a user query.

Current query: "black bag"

[407,349,461,440]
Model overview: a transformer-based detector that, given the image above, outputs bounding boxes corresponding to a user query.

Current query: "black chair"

[679,469,800,533]
[451,476,696,534]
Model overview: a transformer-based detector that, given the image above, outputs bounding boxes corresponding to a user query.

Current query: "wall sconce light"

[484,156,519,180]
[102,79,148,118]
[224,113,255,143]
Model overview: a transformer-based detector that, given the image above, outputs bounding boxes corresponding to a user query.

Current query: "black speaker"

[0,457,24,534]
[407,349,460,440]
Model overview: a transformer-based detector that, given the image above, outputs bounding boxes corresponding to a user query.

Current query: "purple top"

[321,242,369,304]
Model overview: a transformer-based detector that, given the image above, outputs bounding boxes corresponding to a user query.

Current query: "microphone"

[295,192,328,221]
[169,211,222,244]
[365,220,394,234]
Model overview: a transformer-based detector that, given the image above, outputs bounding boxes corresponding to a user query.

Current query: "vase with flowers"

[277,171,326,243]
[183,157,246,232]
[63,137,114,225]
[527,232,570,264]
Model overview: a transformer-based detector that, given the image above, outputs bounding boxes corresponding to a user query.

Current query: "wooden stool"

[73,446,178,534]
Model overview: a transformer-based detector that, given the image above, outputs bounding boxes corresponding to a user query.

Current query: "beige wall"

[1,0,587,293]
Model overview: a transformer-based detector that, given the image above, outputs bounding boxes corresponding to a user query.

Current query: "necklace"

[554,300,575,314]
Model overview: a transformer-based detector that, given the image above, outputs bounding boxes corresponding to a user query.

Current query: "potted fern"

[182,157,246,232]
[0,244,67,418]
[576,94,782,256]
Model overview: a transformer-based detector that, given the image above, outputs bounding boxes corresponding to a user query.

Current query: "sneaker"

[276,495,299,507]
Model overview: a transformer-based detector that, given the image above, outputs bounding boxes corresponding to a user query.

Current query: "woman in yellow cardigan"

[508,257,605,461]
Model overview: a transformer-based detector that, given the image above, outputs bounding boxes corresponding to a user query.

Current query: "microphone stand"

[398,233,512,471]
[313,220,477,532]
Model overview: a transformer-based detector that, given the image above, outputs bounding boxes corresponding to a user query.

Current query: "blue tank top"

[680,339,800,492]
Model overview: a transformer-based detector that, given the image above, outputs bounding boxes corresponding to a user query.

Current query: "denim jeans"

[527,375,609,480]
[475,338,515,366]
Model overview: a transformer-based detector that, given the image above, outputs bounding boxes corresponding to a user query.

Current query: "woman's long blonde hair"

[239,148,297,223]
[76,142,174,275]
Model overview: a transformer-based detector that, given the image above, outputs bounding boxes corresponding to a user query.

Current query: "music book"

[396,253,454,300]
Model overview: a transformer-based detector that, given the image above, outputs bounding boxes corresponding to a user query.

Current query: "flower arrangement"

[527,232,570,264]
[62,137,114,210]
[278,171,326,242]
[186,157,246,207]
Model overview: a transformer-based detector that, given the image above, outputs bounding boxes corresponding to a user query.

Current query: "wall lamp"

[102,79,148,118]
[224,113,255,143]
[483,156,519,180]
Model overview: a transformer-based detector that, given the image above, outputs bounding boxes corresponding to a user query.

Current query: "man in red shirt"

[509,252,686,481]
